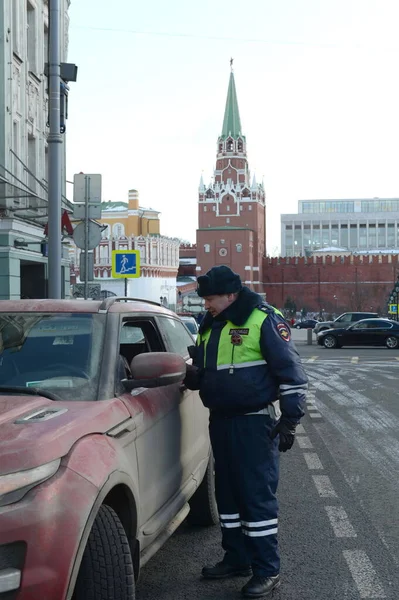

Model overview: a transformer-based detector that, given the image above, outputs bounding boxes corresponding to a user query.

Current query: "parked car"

[0,297,217,600]
[179,315,199,341]
[294,319,318,329]
[313,312,379,335]
[317,318,399,349]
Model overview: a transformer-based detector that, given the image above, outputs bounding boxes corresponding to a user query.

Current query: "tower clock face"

[219,248,228,257]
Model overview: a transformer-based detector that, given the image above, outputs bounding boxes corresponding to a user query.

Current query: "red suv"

[0,298,217,599]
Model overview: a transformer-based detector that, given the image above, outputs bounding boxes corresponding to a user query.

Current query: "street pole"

[124,278,128,297]
[84,176,90,300]
[47,0,62,298]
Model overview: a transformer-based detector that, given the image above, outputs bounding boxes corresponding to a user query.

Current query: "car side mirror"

[122,352,187,391]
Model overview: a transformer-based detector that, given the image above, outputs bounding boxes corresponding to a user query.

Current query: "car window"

[119,319,163,365]
[369,320,392,329]
[353,322,368,330]
[158,317,194,358]
[0,313,105,401]
[338,314,352,323]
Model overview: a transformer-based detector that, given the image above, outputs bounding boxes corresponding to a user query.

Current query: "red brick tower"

[196,68,266,291]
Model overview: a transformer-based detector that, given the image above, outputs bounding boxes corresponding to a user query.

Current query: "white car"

[179,315,199,342]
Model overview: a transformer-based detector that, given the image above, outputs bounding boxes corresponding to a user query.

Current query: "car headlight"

[0,459,61,507]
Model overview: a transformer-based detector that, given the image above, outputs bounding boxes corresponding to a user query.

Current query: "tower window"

[203,206,207,212]
[212,205,216,211]
[238,139,243,152]
[227,205,230,211]
[226,218,230,224]
[236,243,243,253]
[227,138,234,151]
[204,244,210,253]
[248,205,252,211]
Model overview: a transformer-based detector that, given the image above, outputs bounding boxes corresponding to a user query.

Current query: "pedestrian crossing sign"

[388,304,398,314]
[111,250,141,278]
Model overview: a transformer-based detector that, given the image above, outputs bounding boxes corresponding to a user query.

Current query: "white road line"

[307,356,318,362]
[351,356,359,364]
[297,436,313,449]
[309,412,322,419]
[307,404,318,411]
[296,424,306,434]
[325,506,357,538]
[343,550,386,598]
[312,475,337,497]
[303,453,323,470]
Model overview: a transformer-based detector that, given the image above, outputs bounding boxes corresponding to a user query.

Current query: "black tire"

[295,324,301,329]
[323,334,338,349]
[385,336,399,349]
[187,452,218,526]
[74,505,135,600]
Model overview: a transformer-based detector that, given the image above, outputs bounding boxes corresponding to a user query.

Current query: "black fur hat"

[196,265,242,297]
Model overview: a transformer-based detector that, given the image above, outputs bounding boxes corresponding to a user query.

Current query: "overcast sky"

[66,0,399,255]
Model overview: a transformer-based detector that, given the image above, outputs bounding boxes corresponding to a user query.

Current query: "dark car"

[313,312,379,335]
[294,319,318,329]
[317,318,399,349]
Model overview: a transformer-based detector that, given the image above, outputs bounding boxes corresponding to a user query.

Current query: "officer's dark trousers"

[209,414,280,577]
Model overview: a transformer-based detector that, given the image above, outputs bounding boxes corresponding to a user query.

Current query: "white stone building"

[0,0,71,299]
[281,198,399,257]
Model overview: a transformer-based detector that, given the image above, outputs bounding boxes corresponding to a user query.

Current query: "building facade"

[0,0,71,299]
[70,190,180,309]
[281,198,399,257]
[196,70,266,291]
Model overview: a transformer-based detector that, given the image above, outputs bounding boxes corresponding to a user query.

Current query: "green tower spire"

[221,71,244,140]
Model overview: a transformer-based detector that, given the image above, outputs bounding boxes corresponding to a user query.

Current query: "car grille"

[0,542,26,600]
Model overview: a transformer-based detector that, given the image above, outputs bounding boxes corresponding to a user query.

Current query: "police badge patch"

[229,328,248,346]
[277,322,290,342]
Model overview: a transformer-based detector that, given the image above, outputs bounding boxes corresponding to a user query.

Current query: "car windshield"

[0,313,105,401]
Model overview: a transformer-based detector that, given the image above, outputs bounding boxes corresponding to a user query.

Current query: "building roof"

[221,72,244,140]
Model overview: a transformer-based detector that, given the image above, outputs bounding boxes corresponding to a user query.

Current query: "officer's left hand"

[270,419,296,452]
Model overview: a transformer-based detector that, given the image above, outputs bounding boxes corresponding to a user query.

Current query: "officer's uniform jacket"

[187,287,307,423]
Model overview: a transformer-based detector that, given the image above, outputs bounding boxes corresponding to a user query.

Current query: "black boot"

[202,560,252,580]
[241,574,281,598]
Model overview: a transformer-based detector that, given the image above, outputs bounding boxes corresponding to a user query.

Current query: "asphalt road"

[137,331,399,599]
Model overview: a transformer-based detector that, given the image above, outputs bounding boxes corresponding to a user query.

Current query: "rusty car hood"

[0,395,131,475]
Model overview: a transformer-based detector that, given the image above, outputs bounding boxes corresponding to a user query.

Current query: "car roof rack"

[99,297,162,311]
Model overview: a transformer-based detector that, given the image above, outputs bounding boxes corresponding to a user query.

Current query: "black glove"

[270,419,296,452]
[183,363,201,391]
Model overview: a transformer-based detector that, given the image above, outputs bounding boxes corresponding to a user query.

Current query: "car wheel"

[187,451,218,526]
[295,324,301,329]
[385,336,399,349]
[323,335,338,349]
[74,505,135,600]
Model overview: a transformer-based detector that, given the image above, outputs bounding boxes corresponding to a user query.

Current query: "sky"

[66,0,399,255]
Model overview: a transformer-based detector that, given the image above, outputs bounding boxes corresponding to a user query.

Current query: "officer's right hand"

[270,419,296,452]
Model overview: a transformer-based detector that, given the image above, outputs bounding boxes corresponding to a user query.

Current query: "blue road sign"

[111,250,141,278]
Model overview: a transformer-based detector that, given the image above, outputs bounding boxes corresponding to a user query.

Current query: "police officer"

[185,265,308,599]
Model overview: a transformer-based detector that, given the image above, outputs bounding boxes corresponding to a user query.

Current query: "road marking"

[297,436,313,449]
[303,453,323,470]
[307,356,318,362]
[296,424,306,434]
[395,357,399,361]
[351,356,359,364]
[325,506,357,538]
[312,475,337,497]
[343,550,386,598]
[309,412,322,419]
[307,404,318,410]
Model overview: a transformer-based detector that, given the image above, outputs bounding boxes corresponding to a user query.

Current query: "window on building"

[112,223,125,237]
[227,205,230,211]
[349,224,357,248]
[204,244,210,253]
[203,206,207,212]
[238,139,243,152]
[220,239,225,244]
[27,1,37,73]
[368,223,376,247]
[378,223,386,248]
[226,138,234,151]
[27,134,36,193]
[340,225,348,248]
[387,223,395,247]
[44,22,49,65]
[359,224,367,248]
[101,224,110,239]
[212,205,216,211]
[226,218,230,224]
[12,0,20,52]
[248,205,252,211]
[236,243,242,252]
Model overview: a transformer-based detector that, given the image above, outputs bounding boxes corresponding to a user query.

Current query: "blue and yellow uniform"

[186,273,307,584]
